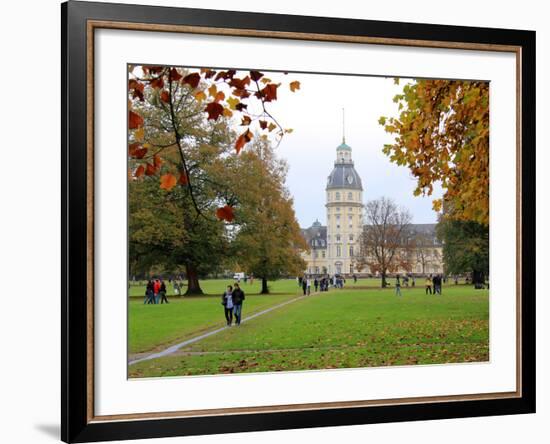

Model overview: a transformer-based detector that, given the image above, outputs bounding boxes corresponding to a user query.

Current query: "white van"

[233,272,245,281]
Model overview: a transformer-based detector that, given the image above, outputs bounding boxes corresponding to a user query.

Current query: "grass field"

[128,280,489,378]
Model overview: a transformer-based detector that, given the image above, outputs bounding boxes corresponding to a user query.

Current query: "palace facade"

[300,138,444,277]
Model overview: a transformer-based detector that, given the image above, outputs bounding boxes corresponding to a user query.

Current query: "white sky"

[245,71,444,227]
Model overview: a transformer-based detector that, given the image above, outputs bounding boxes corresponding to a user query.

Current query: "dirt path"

[128,291,318,366]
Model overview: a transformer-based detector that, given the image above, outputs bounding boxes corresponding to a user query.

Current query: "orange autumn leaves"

[128,65,300,222]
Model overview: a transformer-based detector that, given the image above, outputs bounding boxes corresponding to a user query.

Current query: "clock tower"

[325,129,364,276]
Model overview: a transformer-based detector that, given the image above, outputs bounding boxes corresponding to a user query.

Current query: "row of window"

[328,234,354,241]
[327,191,358,202]
[310,246,354,258]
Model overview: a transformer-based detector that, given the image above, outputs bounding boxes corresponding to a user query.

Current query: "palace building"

[300,132,444,277]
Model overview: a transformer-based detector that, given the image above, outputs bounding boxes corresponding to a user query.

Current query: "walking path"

[129,291,317,366]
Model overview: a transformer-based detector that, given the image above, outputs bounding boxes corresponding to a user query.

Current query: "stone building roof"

[301,220,327,250]
[326,163,363,190]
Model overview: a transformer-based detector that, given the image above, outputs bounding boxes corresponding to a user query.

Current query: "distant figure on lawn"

[395,274,402,296]
[153,279,161,304]
[302,278,307,295]
[314,278,319,293]
[433,274,442,295]
[425,275,433,295]
[221,285,234,326]
[232,283,245,325]
[306,277,311,295]
[353,274,357,283]
[159,280,168,304]
[144,279,155,304]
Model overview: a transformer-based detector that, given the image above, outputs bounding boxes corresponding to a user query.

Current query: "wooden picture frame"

[62,1,536,442]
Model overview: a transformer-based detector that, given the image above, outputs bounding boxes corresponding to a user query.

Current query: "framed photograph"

[62,1,536,442]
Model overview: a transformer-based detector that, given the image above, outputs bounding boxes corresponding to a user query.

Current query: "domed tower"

[325,115,363,276]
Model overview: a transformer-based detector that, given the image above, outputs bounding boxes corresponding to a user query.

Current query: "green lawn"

[129,283,489,377]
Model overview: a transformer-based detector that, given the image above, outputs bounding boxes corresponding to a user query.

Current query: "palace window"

[336,234,341,242]
[336,246,341,257]
[335,192,341,200]
[349,234,354,241]
[348,192,353,200]
[322,250,326,258]
[349,245,354,257]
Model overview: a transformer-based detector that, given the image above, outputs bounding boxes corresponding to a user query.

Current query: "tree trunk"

[381,272,388,288]
[260,277,269,294]
[185,263,203,295]
[472,269,485,289]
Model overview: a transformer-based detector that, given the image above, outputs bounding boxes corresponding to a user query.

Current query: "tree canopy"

[380,79,489,226]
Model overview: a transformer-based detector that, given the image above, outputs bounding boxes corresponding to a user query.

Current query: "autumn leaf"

[182,73,201,89]
[229,76,250,89]
[153,154,162,169]
[150,77,164,89]
[205,102,224,120]
[208,84,217,98]
[214,91,225,102]
[194,90,207,102]
[235,129,253,154]
[134,127,145,142]
[250,70,263,82]
[223,108,233,118]
[160,90,170,103]
[129,110,144,129]
[160,173,177,191]
[226,96,240,110]
[134,165,145,178]
[267,122,277,132]
[216,205,235,222]
[240,115,251,126]
[235,102,248,111]
[289,81,300,92]
[259,120,268,130]
[145,163,156,176]
[260,83,278,102]
[169,67,182,81]
[128,79,144,101]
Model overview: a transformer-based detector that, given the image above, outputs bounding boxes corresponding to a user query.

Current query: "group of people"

[221,283,246,326]
[297,274,350,295]
[144,278,168,304]
[425,274,444,295]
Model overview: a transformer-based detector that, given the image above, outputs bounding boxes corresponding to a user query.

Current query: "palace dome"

[326,163,363,190]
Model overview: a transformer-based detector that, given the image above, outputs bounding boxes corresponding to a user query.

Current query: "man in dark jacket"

[232,283,245,325]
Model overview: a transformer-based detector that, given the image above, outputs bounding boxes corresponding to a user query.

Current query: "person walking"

[159,280,168,304]
[144,280,154,304]
[314,278,319,293]
[153,278,161,304]
[425,275,432,295]
[221,285,234,326]
[306,277,311,295]
[301,278,307,295]
[395,274,402,297]
[232,283,245,325]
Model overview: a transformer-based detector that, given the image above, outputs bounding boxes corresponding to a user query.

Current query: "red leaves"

[169,68,182,81]
[160,90,170,103]
[215,70,236,81]
[256,83,278,102]
[235,129,253,154]
[153,154,162,169]
[229,76,250,90]
[182,73,201,89]
[129,110,144,129]
[150,77,164,89]
[240,115,252,126]
[134,165,145,178]
[259,120,268,130]
[214,91,225,103]
[250,70,264,82]
[159,173,177,191]
[128,143,148,159]
[205,102,224,120]
[216,205,235,222]
[128,79,144,101]
[145,163,156,176]
[235,102,248,111]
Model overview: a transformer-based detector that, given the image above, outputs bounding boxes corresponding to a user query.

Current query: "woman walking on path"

[395,275,402,297]
[159,280,168,304]
[221,285,234,326]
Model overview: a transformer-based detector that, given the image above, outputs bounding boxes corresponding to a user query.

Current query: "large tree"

[230,138,307,294]
[356,197,413,288]
[380,79,489,226]
[436,218,489,288]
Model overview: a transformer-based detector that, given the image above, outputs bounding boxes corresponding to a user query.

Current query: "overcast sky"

[249,71,443,228]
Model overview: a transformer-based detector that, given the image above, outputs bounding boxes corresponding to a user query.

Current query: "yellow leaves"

[289,81,300,92]
[226,96,239,110]
[194,90,207,102]
[285,128,294,134]
[267,122,277,132]
[432,199,442,212]
[160,173,177,191]
[223,108,233,118]
[260,77,272,84]
[208,84,217,98]
[134,127,145,142]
